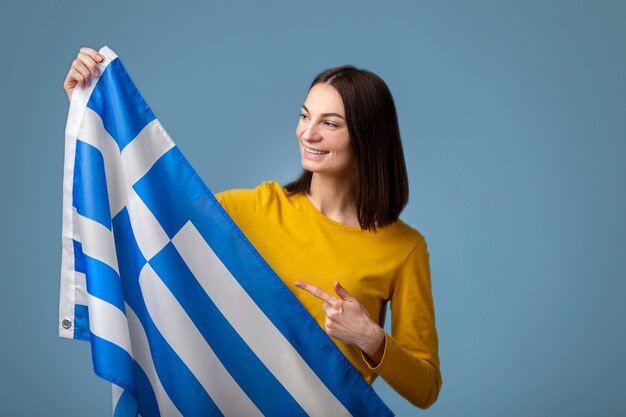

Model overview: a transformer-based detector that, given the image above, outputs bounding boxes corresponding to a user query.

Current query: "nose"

[301,122,321,142]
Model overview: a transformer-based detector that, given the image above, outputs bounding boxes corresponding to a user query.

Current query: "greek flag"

[58,46,392,417]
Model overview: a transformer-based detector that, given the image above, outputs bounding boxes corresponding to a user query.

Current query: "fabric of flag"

[58,46,393,417]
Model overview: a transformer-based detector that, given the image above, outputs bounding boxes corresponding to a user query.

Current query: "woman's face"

[296,83,355,178]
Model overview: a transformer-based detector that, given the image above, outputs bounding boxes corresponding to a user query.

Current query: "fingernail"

[97,54,104,62]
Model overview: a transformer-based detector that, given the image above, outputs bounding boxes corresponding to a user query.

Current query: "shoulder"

[214,181,288,224]
[215,180,282,205]
[380,218,426,253]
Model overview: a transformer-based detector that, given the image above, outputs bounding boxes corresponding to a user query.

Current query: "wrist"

[360,323,385,364]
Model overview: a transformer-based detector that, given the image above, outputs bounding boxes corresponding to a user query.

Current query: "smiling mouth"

[304,145,330,155]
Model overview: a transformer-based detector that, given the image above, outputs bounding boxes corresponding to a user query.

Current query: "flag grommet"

[61,318,72,329]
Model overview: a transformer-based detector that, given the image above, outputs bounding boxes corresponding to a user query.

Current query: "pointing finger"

[295,281,339,305]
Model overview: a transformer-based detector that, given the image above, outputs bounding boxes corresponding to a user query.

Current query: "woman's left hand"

[295,280,385,364]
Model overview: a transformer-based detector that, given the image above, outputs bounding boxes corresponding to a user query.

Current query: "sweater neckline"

[295,192,365,232]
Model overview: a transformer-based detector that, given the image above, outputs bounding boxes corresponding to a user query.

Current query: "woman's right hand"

[63,47,105,102]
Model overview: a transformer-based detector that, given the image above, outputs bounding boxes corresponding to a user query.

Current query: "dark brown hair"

[285,65,409,232]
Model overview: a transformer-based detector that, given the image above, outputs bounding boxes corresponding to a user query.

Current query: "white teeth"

[305,146,329,155]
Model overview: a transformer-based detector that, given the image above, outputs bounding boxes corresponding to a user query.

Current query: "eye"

[299,113,310,121]
[323,121,338,128]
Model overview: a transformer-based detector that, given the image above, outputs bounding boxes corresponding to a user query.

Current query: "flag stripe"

[111,207,147,285]
[91,334,135,392]
[73,139,112,229]
[112,208,223,417]
[74,271,88,306]
[132,147,205,238]
[73,240,125,314]
[149,241,308,416]
[133,361,161,417]
[112,384,123,413]
[112,386,138,417]
[120,119,174,187]
[73,303,90,340]
[126,305,183,417]
[78,109,126,218]
[112,392,135,417]
[87,293,132,355]
[125,284,223,417]
[173,222,352,417]
[87,59,156,151]
[75,209,119,273]
[140,263,264,417]
[125,188,171,261]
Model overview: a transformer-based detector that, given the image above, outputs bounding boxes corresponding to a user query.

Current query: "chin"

[300,160,318,173]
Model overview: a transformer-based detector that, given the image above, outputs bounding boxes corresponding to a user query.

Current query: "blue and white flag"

[59,46,393,417]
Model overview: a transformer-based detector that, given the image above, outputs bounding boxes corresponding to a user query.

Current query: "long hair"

[285,65,409,232]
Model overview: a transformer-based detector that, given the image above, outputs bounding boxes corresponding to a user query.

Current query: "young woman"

[64,48,442,409]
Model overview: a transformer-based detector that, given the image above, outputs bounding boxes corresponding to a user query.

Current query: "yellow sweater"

[215,181,441,408]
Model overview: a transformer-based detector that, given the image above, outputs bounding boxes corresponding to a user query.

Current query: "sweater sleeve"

[361,237,442,408]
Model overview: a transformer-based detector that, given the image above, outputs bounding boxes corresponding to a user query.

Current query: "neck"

[307,172,359,227]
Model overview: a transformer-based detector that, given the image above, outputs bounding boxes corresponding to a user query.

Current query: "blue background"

[1,1,624,416]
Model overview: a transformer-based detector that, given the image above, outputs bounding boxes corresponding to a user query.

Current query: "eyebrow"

[301,104,345,120]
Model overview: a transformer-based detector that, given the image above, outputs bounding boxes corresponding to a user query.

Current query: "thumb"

[334,281,354,301]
